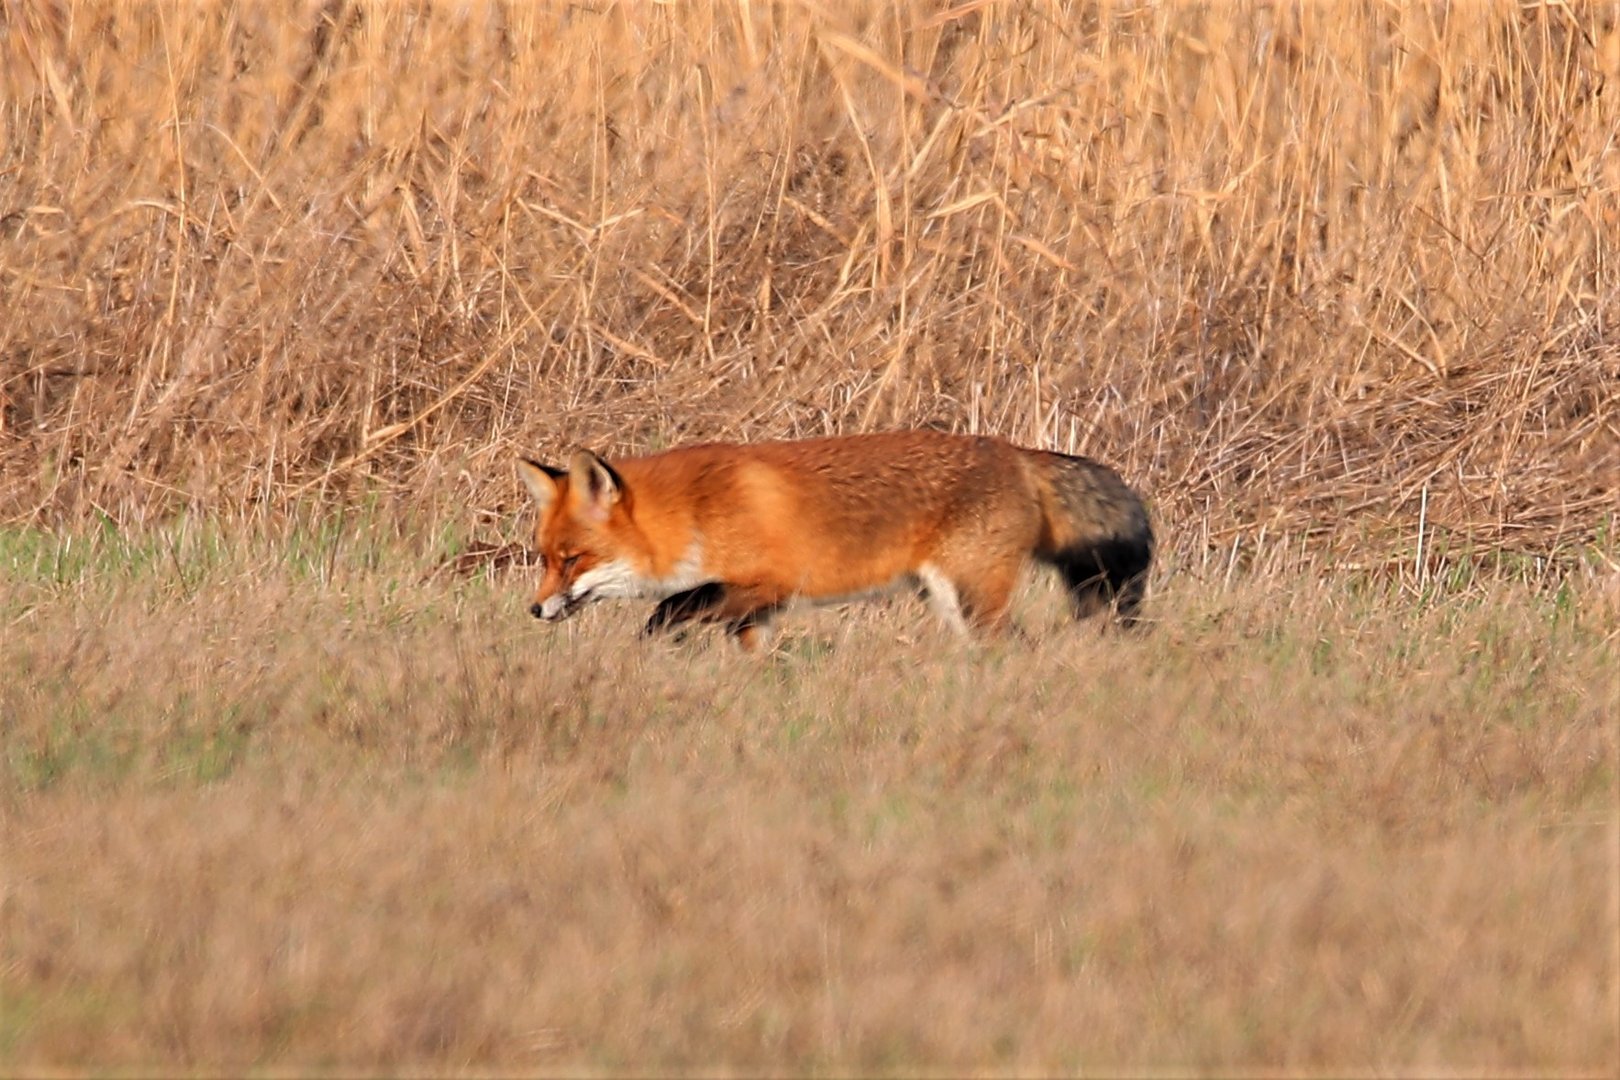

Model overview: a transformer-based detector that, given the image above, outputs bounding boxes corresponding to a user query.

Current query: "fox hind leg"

[920,560,1021,637]
[916,563,970,636]
[956,574,1018,635]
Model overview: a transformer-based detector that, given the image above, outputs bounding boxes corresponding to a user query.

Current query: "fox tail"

[1026,451,1154,626]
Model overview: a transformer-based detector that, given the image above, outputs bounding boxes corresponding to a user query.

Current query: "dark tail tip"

[1053,531,1154,628]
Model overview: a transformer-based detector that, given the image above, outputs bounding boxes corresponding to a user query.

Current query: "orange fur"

[517,431,1152,649]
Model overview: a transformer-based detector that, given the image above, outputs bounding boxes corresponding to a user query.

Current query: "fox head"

[517,450,648,621]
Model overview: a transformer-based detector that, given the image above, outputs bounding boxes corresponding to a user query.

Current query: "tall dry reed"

[2,1,1615,564]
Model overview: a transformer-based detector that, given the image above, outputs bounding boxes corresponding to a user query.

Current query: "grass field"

[3,0,1618,1073]
[3,521,1616,1071]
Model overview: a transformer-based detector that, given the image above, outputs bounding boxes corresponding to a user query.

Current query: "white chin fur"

[569,542,707,604]
[569,558,647,602]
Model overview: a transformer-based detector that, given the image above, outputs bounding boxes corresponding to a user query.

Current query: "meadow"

[4,519,1616,1071]
[2,0,1617,1073]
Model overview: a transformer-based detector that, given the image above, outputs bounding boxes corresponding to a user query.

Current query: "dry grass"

[2,522,1618,1072]
[4,2,1619,1074]
[1,0,1616,561]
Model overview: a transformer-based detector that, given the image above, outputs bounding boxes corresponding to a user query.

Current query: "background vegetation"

[3,0,1615,558]
[2,0,1616,1072]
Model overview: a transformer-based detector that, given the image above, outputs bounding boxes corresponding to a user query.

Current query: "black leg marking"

[643,583,727,637]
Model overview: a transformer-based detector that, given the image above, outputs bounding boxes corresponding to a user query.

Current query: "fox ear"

[516,458,565,512]
[568,449,622,517]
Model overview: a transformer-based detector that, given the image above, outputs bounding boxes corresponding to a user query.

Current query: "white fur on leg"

[917,563,970,636]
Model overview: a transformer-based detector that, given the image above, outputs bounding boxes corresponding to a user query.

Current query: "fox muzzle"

[530,594,571,621]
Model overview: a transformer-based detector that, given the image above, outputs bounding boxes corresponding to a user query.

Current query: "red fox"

[517,431,1152,649]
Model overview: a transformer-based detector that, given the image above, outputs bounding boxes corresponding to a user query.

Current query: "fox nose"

[531,594,569,621]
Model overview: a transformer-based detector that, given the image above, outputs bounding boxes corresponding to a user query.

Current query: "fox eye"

[561,554,582,575]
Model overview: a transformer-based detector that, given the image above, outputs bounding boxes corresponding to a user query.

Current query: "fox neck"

[573,537,707,601]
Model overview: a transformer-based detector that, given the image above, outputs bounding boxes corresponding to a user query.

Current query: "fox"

[516,430,1153,650]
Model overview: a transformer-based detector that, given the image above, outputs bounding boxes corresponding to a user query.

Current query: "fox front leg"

[643,582,784,651]
[643,583,728,638]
